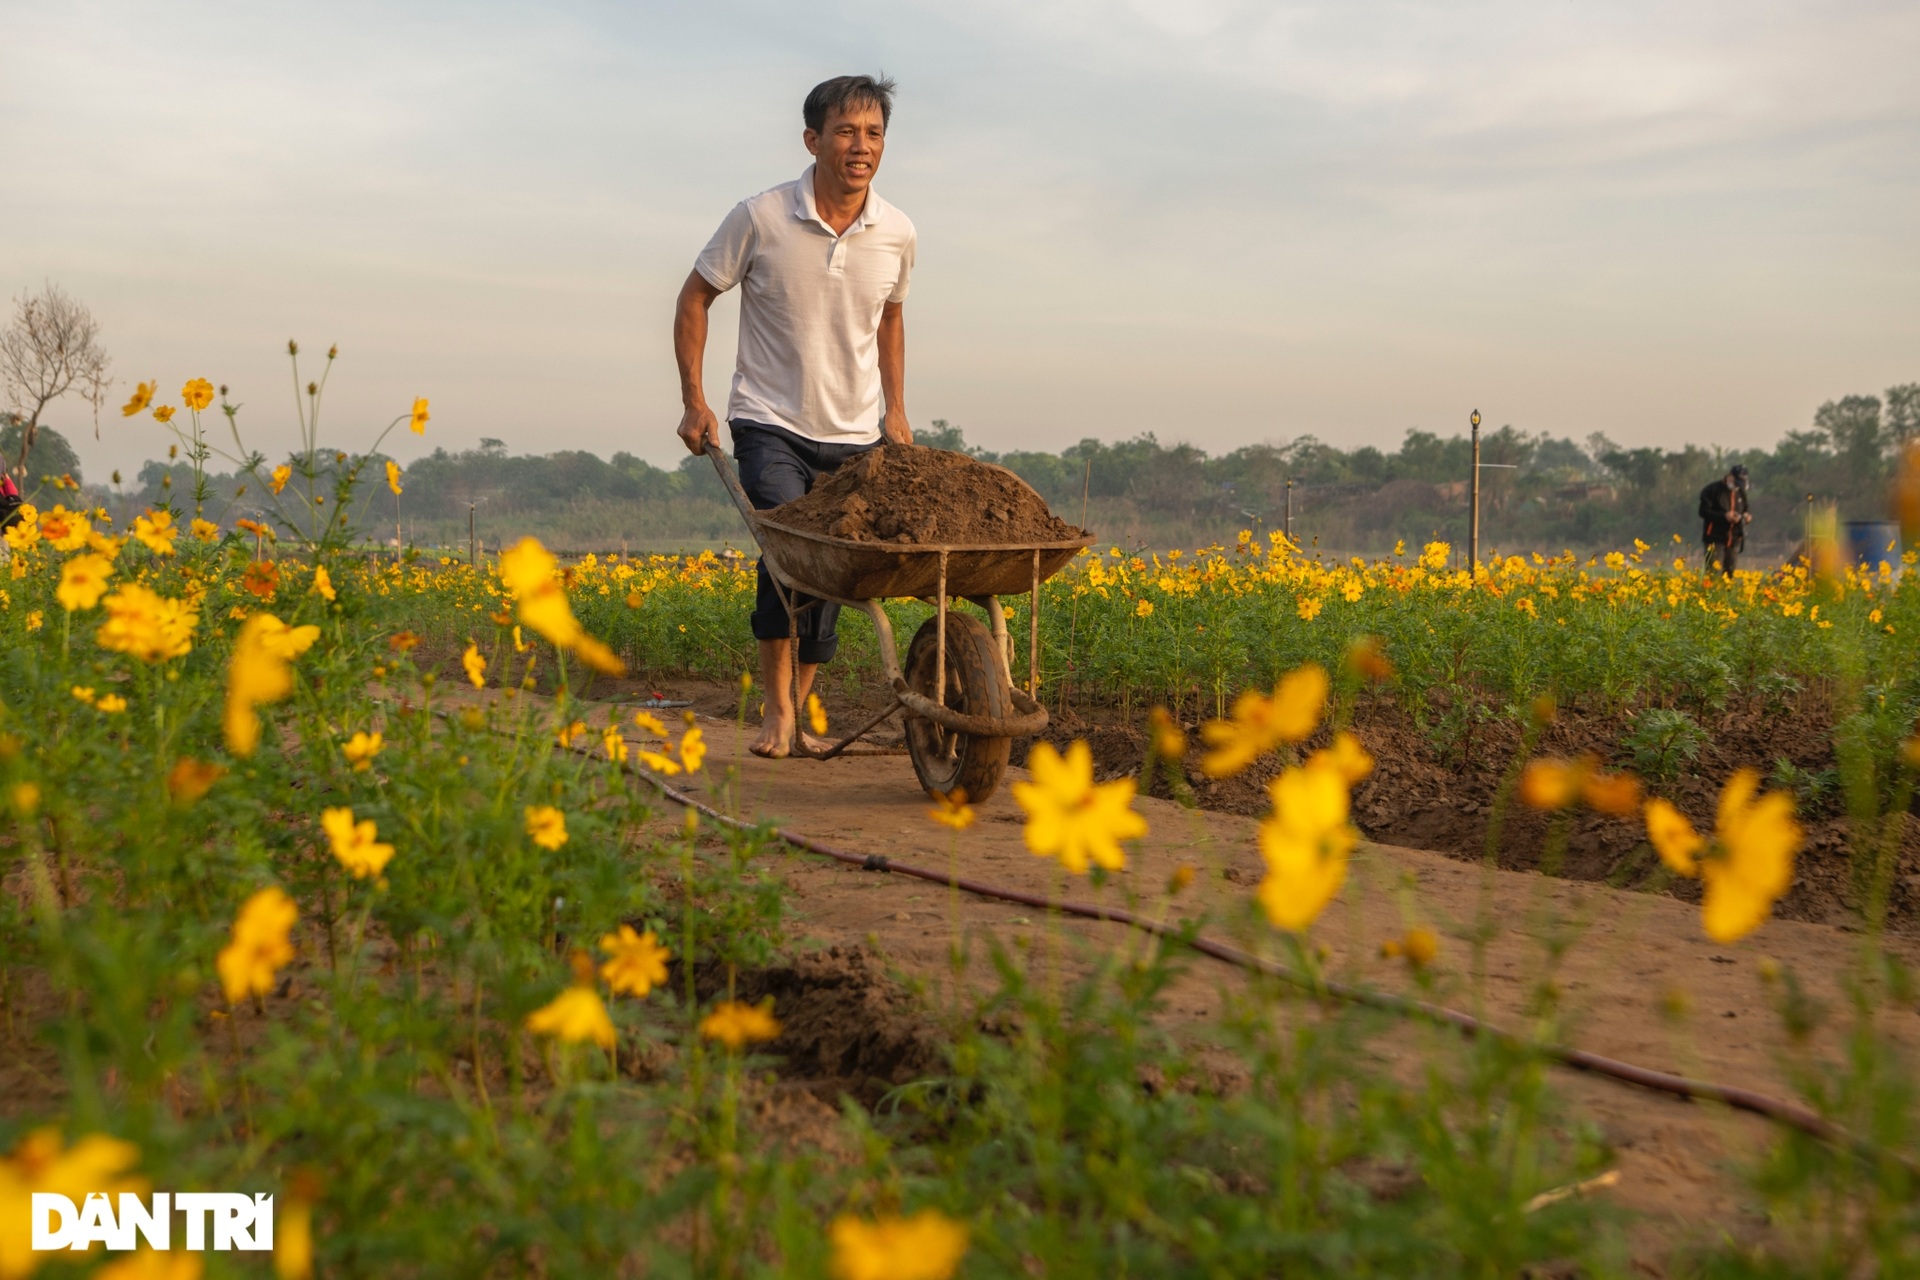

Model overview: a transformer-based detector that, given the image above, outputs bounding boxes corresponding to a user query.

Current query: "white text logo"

[31,1193,274,1252]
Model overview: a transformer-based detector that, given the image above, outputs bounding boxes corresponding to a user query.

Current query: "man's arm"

[877,300,911,445]
[675,269,724,455]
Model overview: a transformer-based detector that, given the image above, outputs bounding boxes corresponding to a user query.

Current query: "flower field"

[3,387,1920,1275]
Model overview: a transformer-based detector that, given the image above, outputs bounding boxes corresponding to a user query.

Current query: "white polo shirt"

[695,165,916,444]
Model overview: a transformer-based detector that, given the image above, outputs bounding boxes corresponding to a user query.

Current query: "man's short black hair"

[804,75,896,132]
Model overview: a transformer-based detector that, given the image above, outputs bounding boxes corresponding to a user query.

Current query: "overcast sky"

[2,0,1916,480]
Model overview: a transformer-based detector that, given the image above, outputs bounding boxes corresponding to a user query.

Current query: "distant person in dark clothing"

[1698,464,1751,575]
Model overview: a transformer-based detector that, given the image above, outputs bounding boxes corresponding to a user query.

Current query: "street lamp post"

[1469,410,1481,572]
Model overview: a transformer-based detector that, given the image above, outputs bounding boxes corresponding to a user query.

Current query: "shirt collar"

[793,163,885,235]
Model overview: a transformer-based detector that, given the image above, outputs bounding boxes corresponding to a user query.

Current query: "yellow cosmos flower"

[601,725,629,763]
[269,465,292,495]
[385,460,403,496]
[151,405,177,426]
[1135,597,1155,617]
[56,552,114,612]
[462,643,486,688]
[0,1129,147,1280]
[181,378,214,411]
[272,1184,315,1280]
[1641,770,1801,942]
[1297,596,1323,621]
[11,781,41,815]
[1013,740,1147,874]
[700,997,781,1051]
[97,584,198,663]
[927,788,975,831]
[1380,925,1441,968]
[632,710,668,737]
[557,719,588,748]
[132,509,177,556]
[1521,756,1642,816]
[498,537,625,676]
[678,726,706,773]
[95,694,127,714]
[807,692,829,735]
[828,1209,970,1280]
[1519,758,1578,810]
[1306,730,1374,784]
[223,612,319,756]
[190,517,220,542]
[598,924,669,997]
[1199,663,1328,778]
[637,748,681,775]
[321,806,395,880]
[409,397,430,434]
[341,731,383,771]
[216,886,297,1003]
[3,516,39,552]
[525,804,568,850]
[1255,759,1356,931]
[1421,541,1450,571]
[166,758,226,806]
[311,564,335,601]
[42,505,92,551]
[72,685,96,705]
[121,381,155,416]
[1644,798,1704,874]
[525,985,616,1049]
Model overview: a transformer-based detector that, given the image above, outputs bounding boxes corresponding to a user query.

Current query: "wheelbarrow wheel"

[904,612,1012,804]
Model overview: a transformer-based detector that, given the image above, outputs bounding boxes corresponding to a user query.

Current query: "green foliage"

[1622,708,1709,781]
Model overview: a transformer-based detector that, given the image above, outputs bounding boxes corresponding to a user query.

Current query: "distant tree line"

[52,379,1920,558]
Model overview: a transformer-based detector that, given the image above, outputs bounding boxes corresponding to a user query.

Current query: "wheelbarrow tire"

[904,612,1013,804]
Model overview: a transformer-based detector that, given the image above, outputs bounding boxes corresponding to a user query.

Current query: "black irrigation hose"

[451,706,1912,1175]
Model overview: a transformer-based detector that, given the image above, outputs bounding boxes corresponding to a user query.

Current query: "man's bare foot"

[748,714,835,759]
[749,712,794,759]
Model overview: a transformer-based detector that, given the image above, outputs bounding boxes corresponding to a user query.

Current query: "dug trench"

[575,667,1920,934]
[1014,688,1920,934]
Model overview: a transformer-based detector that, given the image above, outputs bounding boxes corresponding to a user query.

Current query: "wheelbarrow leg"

[1031,548,1041,697]
[935,550,948,714]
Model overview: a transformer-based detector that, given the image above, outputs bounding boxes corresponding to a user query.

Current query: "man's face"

[805,101,886,193]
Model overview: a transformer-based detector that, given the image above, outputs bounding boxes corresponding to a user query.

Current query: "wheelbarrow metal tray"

[752,518,1093,601]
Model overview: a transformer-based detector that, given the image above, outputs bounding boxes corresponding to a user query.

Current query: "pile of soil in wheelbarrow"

[768,445,1084,545]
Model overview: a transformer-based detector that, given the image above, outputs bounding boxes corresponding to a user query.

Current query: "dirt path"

[484,687,1920,1267]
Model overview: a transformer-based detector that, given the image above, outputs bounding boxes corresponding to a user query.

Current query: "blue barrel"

[1844,521,1901,569]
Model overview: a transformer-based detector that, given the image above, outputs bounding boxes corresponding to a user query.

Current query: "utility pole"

[1284,478,1293,544]
[469,502,477,567]
[1468,409,1481,573]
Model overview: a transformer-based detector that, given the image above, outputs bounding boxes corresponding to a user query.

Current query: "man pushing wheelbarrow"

[672,73,914,760]
[671,75,1086,800]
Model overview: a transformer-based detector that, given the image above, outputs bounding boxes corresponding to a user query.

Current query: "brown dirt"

[769,445,1083,545]
[692,945,945,1105]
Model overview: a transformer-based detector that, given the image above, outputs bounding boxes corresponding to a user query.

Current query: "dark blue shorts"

[731,419,882,663]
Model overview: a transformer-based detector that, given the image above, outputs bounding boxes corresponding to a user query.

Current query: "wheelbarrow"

[707,445,1092,802]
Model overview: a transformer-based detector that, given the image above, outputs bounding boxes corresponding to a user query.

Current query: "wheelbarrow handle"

[704,444,763,535]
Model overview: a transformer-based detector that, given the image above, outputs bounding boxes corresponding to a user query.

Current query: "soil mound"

[769,445,1084,546]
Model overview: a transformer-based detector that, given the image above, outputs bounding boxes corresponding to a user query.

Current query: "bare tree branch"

[0,282,113,476]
